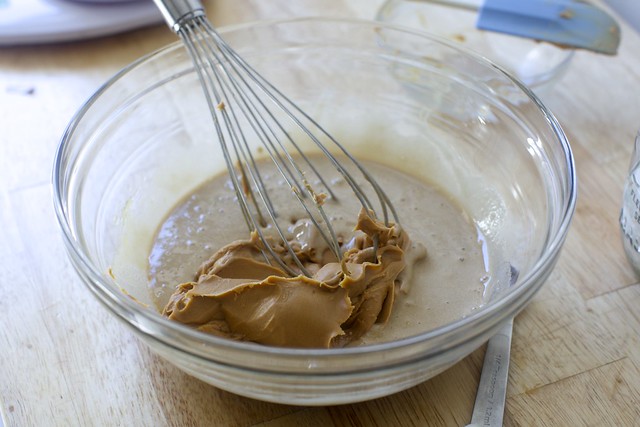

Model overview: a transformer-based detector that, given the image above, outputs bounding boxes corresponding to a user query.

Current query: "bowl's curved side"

[52,17,576,404]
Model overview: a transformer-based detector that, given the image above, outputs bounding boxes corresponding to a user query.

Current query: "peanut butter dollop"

[163,209,411,348]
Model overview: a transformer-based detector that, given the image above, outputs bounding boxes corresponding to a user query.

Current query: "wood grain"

[2,0,640,426]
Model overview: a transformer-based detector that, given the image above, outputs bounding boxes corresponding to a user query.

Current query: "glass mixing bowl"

[53,17,576,405]
[376,0,575,94]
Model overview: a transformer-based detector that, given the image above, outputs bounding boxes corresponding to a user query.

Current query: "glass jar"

[375,0,575,95]
[620,131,640,274]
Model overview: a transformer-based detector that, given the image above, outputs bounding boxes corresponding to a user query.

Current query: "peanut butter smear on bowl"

[163,209,415,348]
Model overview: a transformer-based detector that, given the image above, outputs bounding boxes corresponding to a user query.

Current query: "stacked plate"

[0,0,163,45]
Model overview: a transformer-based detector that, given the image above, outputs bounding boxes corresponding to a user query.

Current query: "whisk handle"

[152,0,206,32]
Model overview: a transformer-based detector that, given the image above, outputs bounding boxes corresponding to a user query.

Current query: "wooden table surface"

[2,0,640,425]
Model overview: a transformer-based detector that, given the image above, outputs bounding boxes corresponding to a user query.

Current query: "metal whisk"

[153,0,398,276]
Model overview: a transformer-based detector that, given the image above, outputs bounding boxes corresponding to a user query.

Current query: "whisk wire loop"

[204,20,399,227]
[169,11,399,277]
[179,21,315,276]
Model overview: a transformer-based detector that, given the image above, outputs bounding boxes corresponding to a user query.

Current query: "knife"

[466,317,514,427]
[414,0,620,55]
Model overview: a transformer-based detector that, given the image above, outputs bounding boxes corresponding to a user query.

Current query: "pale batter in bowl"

[149,155,489,348]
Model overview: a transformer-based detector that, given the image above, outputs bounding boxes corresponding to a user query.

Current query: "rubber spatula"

[424,0,620,55]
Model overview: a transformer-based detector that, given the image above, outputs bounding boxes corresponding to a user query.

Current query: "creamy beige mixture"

[162,209,410,348]
[148,157,488,347]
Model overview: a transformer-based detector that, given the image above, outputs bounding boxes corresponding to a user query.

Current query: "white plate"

[0,0,163,45]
